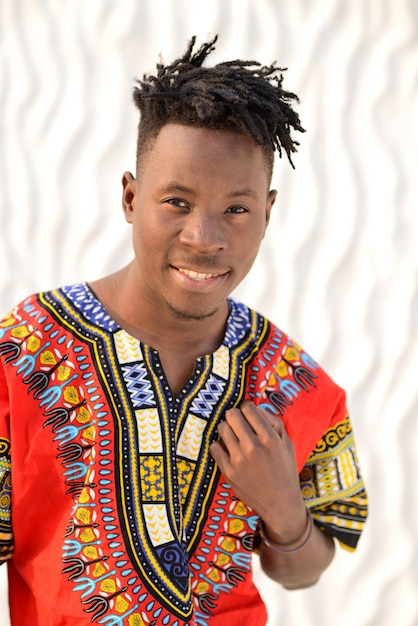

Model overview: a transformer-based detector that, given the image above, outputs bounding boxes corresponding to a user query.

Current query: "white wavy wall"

[1,1,417,624]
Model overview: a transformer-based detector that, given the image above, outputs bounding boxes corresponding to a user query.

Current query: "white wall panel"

[1,1,417,624]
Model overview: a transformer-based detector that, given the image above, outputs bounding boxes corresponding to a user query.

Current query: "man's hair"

[132,36,305,173]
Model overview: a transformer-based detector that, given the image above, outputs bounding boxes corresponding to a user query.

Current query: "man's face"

[122,123,276,322]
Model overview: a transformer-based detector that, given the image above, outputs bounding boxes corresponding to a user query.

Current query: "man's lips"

[177,267,224,281]
[173,266,228,281]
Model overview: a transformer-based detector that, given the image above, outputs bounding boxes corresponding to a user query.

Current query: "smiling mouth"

[176,267,225,281]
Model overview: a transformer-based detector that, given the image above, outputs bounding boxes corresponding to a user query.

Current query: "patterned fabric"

[300,418,368,550]
[0,438,12,562]
[0,284,367,625]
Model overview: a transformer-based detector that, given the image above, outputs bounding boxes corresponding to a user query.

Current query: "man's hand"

[210,400,335,588]
[210,400,306,544]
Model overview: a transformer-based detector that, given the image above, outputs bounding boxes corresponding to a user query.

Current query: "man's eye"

[166,198,188,208]
[226,205,248,214]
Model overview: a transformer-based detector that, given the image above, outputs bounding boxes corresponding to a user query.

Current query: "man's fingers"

[240,401,286,438]
[212,403,288,472]
[210,440,230,471]
[223,407,255,438]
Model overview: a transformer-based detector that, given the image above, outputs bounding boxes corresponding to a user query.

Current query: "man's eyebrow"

[159,182,260,199]
[159,182,195,195]
[226,188,259,199]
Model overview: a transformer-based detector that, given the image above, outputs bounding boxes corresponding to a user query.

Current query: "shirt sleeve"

[0,326,14,565]
[299,414,368,551]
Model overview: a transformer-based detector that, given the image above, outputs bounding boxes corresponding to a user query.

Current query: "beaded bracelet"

[259,509,314,554]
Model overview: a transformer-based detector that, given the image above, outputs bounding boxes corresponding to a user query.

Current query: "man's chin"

[165,300,220,322]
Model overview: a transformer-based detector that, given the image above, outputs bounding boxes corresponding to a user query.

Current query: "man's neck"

[88,267,229,357]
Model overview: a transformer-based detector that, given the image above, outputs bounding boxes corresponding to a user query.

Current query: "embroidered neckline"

[39,284,266,620]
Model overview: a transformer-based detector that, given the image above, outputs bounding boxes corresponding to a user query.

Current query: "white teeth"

[179,268,217,280]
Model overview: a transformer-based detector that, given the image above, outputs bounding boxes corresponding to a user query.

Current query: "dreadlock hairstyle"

[133,35,305,172]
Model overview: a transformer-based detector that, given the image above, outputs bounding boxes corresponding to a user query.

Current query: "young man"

[0,37,367,625]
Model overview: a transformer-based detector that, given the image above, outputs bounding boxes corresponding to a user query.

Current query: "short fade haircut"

[132,36,305,175]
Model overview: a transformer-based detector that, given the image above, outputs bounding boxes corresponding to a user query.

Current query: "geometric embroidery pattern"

[300,415,368,550]
[62,283,118,332]
[136,408,163,452]
[212,344,230,379]
[70,294,262,621]
[140,455,165,501]
[177,458,195,506]
[113,329,143,363]
[177,414,207,461]
[223,302,251,347]
[189,377,226,420]
[121,362,154,407]
[143,504,174,546]
[0,437,13,563]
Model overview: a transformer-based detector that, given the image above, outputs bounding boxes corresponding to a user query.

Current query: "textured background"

[1,1,417,624]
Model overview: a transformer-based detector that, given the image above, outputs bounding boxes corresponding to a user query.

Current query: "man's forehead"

[140,123,273,177]
[147,122,273,163]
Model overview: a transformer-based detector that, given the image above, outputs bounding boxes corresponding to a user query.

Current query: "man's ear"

[264,189,277,233]
[121,171,138,223]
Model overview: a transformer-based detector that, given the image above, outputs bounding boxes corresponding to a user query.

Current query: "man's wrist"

[259,508,314,554]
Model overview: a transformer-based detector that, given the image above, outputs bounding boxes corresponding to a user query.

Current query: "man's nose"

[179,212,226,252]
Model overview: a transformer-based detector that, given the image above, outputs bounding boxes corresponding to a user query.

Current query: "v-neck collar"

[47,282,266,620]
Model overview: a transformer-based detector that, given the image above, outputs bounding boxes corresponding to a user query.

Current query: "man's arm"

[210,401,335,589]
[257,510,335,588]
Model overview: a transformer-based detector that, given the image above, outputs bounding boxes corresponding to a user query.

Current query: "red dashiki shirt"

[0,284,367,625]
